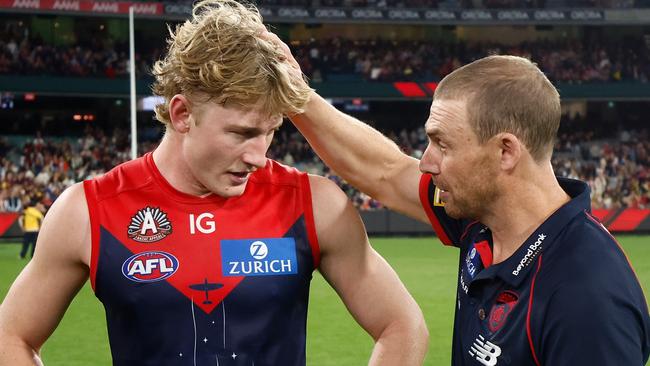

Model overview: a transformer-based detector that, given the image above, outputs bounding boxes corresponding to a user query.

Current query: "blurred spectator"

[1,120,647,212]
[2,29,649,84]
[18,198,44,259]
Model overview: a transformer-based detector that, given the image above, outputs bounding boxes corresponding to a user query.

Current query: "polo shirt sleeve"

[418,173,471,247]
[539,282,649,365]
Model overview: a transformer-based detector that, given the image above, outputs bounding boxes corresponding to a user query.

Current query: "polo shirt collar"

[477,178,591,287]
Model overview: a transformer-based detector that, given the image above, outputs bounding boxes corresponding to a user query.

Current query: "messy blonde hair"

[435,55,561,161]
[152,0,312,124]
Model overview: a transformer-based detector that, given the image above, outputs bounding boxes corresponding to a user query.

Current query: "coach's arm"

[262,32,428,223]
[0,184,90,365]
[310,175,429,365]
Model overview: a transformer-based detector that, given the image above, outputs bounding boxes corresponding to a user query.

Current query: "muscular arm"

[310,175,428,365]
[292,94,428,223]
[0,184,90,365]
[260,31,427,222]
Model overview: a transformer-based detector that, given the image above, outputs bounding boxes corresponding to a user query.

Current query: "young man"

[268,34,650,365]
[0,2,428,365]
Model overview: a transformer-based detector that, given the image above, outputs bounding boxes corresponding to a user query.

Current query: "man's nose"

[419,144,441,175]
[242,135,269,169]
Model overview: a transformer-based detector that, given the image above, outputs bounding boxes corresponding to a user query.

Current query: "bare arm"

[0,184,90,365]
[295,95,427,222]
[310,175,428,365]
[263,31,428,222]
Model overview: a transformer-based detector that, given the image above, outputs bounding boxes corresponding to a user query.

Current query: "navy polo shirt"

[419,175,650,366]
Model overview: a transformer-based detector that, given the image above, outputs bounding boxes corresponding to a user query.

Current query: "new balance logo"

[469,334,501,366]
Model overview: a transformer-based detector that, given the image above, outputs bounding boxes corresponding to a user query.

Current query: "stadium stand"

[2,27,649,84]
[1,121,648,214]
[1,1,649,234]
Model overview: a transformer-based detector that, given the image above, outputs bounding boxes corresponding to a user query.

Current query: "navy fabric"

[422,177,650,365]
[96,218,314,366]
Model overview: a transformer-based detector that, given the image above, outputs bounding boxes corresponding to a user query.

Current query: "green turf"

[0,236,648,365]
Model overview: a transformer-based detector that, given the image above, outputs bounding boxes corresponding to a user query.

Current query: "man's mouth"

[230,172,249,178]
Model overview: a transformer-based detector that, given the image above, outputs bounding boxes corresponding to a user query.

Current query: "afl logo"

[127,207,172,243]
[122,251,179,283]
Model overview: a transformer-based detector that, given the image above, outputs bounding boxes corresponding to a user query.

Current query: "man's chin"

[442,202,470,220]
[217,183,248,198]
[443,206,463,219]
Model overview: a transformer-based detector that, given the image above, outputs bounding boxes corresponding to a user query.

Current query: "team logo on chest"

[127,206,172,243]
[488,290,519,333]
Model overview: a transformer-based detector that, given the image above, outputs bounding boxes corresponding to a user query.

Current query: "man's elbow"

[382,309,430,358]
[0,331,43,366]
[409,311,430,354]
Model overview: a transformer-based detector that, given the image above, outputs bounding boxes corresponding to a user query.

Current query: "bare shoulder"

[308,174,351,218]
[36,182,91,266]
[307,174,367,256]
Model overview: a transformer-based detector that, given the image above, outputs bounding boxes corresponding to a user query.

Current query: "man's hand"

[260,30,302,75]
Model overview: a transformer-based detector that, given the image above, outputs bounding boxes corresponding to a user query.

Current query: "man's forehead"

[426,99,468,133]
[213,99,283,127]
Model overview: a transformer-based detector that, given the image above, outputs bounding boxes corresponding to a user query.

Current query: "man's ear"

[168,95,192,133]
[495,132,522,172]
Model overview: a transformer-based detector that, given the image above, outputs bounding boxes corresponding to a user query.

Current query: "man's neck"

[482,167,571,264]
[152,134,210,197]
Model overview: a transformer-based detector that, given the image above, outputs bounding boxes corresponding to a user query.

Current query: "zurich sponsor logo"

[250,241,269,259]
[512,234,546,276]
[221,238,297,277]
[122,251,179,283]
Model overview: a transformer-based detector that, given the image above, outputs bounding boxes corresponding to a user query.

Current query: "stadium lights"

[72,114,95,122]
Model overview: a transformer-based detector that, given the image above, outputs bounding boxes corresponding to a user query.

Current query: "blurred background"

[0,0,648,364]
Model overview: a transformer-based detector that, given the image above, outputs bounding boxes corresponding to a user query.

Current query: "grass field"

[0,236,649,365]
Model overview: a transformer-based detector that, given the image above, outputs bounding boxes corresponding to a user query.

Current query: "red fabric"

[474,240,493,268]
[84,153,319,314]
[300,173,321,268]
[419,174,453,246]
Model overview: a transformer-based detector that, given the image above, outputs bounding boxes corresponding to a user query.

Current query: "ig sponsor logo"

[189,213,216,234]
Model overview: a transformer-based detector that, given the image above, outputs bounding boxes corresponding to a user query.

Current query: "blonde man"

[0,1,428,365]
[267,39,650,366]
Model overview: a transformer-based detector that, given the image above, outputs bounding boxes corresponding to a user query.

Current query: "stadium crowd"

[158,0,640,9]
[1,121,648,213]
[2,28,649,84]
[293,37,650,83]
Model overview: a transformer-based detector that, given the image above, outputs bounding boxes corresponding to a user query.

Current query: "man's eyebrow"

[227,125,263,135]
[426,125,443,138]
